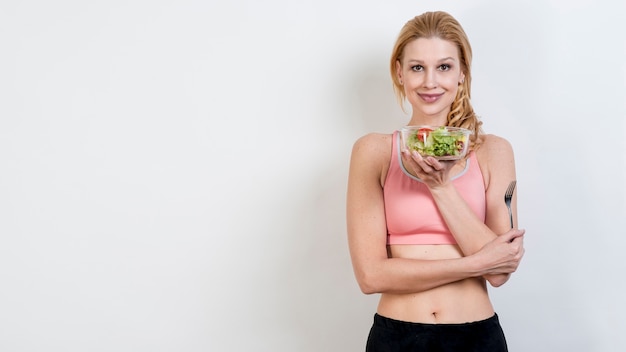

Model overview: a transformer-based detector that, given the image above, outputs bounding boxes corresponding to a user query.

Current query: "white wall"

[1,0,624,351]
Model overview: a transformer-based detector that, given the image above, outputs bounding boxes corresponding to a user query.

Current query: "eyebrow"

[407,57,457,63]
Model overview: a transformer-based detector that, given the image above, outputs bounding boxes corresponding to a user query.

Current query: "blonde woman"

[346,11,525,351]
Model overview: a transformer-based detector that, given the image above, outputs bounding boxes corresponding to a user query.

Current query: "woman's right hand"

[473,229,525,286]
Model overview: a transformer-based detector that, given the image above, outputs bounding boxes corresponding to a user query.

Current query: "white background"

[1,0,625,351]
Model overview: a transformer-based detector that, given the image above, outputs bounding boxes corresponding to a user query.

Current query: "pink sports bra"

[384,131,486,245]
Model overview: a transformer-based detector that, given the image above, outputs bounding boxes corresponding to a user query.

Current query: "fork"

[504,180,516,229]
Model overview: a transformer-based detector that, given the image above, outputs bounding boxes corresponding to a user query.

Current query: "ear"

[395,60,403,83]
[459,72,466,85]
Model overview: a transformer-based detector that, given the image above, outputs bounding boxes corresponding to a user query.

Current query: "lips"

[418,93,443,103]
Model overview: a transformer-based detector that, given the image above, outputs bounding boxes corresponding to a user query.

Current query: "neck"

[407,109,449,126]
[407,116,447,127]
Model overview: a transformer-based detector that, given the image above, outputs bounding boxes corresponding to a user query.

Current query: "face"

[396,37,465,124]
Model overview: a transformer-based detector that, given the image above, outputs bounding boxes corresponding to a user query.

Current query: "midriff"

[377,244,494,324]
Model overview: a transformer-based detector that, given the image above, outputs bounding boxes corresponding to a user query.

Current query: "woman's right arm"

[346,134,504,294]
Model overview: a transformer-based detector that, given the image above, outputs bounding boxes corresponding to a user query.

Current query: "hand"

[474,229,525,278]
[401,149,459,188]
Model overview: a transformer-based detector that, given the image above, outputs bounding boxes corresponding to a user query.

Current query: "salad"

[404,126,469,158]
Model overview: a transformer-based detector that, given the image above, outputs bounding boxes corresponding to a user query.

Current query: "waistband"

[373,313,501,333]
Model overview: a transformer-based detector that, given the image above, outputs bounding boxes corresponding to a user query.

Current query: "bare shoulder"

[351,133,393,157]
[476,134,515,163]
[475,134,516,186]
[349,132,393,183]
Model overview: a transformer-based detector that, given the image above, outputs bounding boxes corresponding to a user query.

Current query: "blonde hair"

[390,11,483,149]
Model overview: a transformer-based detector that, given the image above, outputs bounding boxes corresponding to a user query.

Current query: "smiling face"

[396,37,465,125]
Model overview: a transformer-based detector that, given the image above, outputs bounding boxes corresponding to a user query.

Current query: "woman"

[346,11,525,351]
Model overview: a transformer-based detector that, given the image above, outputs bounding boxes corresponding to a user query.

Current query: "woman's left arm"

[402,135,521,285]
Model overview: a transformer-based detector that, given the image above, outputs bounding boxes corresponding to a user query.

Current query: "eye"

[411,65,424,72]
[438,64,451,71]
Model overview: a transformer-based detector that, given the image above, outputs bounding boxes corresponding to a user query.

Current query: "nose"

[424,69,437,88]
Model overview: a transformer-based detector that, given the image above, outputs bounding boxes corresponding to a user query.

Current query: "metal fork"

[504,180,516,229]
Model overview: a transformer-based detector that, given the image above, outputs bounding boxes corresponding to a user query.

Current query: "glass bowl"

[400,125,472,160]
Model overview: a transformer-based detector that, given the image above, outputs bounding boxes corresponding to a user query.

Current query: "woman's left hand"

[401,149,459,189]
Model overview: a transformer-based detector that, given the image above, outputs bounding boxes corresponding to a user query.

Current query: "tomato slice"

[416,127,433,142]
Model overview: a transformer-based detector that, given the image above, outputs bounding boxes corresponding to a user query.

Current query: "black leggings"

[366,313,508,352]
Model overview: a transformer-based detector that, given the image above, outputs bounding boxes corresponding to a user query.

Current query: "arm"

[346,134,505,294]
[402,135,524,287]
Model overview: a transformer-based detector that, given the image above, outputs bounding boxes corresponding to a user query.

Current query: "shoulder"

[475,134,516,185]
[476,134,515,163]
[351,132,393,157]
[349,132,394,182]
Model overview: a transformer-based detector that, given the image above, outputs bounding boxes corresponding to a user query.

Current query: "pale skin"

[346,37,525,324]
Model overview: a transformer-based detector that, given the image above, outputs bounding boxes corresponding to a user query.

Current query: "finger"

[401,150,419,168]
[501,229,524,242]
[512,229,525,242]
[401,149,411,165]
[425,157,444,171]
[402,149,419,165]
[411,151,435,173]
[410,150,424,162]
